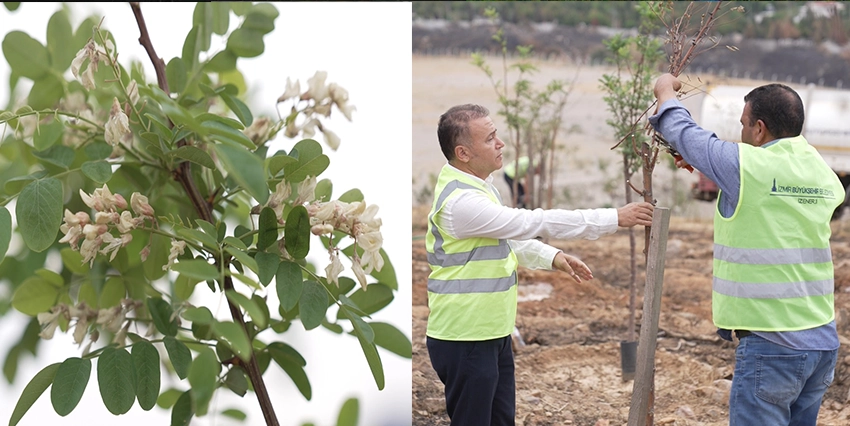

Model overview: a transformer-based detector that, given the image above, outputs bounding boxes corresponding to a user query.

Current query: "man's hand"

[617,202,654,227]
[653,73,683,107]
[552,252,593,283]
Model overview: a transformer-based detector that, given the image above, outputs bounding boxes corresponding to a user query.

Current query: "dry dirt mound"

[412,205,850,426]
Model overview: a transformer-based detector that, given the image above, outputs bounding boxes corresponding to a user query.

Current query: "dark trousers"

[503,174,526,209]
[426,336,516,426]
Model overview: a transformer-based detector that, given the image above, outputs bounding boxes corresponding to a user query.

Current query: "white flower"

[105,98,131,146]
[296,176,317,204]
[163,239,187,271]
[81,65,96,90]
[245,117,272,145]
[337,101,356,122]
[328,83,349,106]
[99,233,123,261]
[131,192,154,218]
[277,77,301,102]
[116,210,136,234]
[70,45,87,78]
[37,309,61,340]
[323,128,341,151]
[351,258,368,291]
[325,252,344,285]
[80,237,101,266]
[305,71,329,102]
[97,307,125,334]
[311,103,331,117]
[302,118,319,139]
[127,80,140,106]
[73,315,89,345]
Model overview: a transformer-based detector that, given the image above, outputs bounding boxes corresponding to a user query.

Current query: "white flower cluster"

[71,38,114,91]
[60,184,156,266]
[37,300,140,352]
[306,197,383,291]
[104,97,132,146]
[277,71,355,151]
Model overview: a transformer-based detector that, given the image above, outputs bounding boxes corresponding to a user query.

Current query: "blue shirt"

[649,99,838,351]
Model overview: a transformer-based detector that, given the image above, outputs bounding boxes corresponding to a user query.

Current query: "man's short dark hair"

[743,83,805,139]
[437,104,489,161]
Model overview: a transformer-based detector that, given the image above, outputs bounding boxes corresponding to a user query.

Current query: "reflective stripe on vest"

[712,136,842,331]
[425,165,518,340]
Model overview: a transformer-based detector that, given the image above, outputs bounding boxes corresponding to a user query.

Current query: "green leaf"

[165,57,188,94]
[206,49,237,73]
[187,347,217,416]
[343,308,384,390]
[171,259,219,281]
[50,357,91,416]
[144,233,170,281]
[338,188,364,203]
[28,74,63,110]
[9,362,60,426]
[267,153,296,177]
[97,347,136,415]
[214,144,269,205]
[132,341,160,411]
[0,206,10,264]
[220,92,253,127]
[84,141,113,160]
[368,322,412,359]
[223,367,248,397]
[212,321,252,363]
[2,31,50,80]
[336,284,394,319]
[210,2,230,35]
[226,28,264,58]
[163,336,192,380]
[315,178,332,202]
[225,246,258,274]
[255,252,279,286]
[266,341,306,367]
[11,276,59,315]
[32,120,63,151]
[16,177,63,252]
[225,289,267,329]
[336,398,359,426]
[156,388,182,409]
[283,139,329,182]
[276,261,303,312]
[222,408,247,421]
[268,343,311,400]
[99,276,125,308]
[171,390,194,426]
[223,236,247,251]
[257,206,278,251]
[284,205,310,260]
[200,118,252,147]
[181,306,214,325]
[46,10,75,72]
[60,247,89,275]
[176,227,218,250]
[32,145,74,168]
[81,160,113,183]
[171,146,215,169]
[298,281,328,331]
[147,297,178,337]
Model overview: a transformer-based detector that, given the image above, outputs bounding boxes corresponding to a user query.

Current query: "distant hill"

[413,19,850,89]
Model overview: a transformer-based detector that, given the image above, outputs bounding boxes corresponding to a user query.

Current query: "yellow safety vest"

[425,165,519,340]
[713,136,843,331]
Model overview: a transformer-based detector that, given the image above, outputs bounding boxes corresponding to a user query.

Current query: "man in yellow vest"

[651,74,843,426]
[426,104,655,425]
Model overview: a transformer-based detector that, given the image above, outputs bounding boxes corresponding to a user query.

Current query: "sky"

[0,2,412,426]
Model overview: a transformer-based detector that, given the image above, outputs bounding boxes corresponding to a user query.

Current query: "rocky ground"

[411,205,850,426]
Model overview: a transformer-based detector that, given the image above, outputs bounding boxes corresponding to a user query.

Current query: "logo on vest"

[770,178,836,205]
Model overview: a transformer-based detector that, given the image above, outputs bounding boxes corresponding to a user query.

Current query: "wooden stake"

[627,207,671,426]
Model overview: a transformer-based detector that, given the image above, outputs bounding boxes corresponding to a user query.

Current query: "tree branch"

[129,3,279,425]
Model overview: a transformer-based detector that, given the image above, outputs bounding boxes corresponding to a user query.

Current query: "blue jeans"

[730,334,837,426]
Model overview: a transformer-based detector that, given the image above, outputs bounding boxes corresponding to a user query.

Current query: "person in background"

[650,73,843,426]
[503,156,535,209]
[425,103,654,425]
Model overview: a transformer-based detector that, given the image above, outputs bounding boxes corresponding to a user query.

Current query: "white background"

[0,2,412,426]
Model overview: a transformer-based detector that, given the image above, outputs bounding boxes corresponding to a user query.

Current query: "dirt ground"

[411,55,850,426]
[412,208,850,426]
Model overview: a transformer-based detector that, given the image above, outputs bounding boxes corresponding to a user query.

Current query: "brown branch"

[129,3,279,425]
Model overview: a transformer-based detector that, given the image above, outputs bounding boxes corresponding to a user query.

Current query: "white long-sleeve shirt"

[435,164,620,270]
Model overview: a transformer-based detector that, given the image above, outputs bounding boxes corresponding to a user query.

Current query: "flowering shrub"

[0,3,409,425]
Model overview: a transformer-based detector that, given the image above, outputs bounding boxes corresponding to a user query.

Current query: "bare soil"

[412,207,850,426]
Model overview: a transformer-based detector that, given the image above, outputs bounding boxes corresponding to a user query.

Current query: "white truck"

[695,84,850,219]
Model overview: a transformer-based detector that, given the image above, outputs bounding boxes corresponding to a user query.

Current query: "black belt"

[735,330,752,339]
